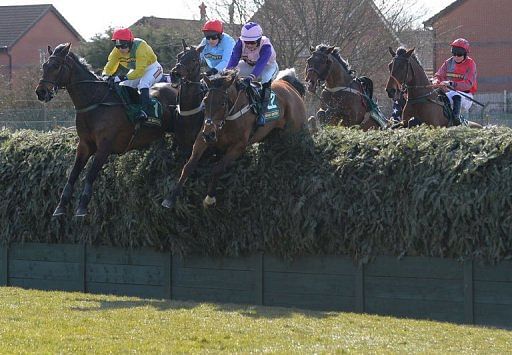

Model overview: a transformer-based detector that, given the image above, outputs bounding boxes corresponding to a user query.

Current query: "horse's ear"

[182,39,188,50]
[196,45,205,54]
[47,46,53,55]
[63,43,71,54]
[388,47,396,57]
[326,46,335,54]
[406,47,415,57]
[309,45,315,53]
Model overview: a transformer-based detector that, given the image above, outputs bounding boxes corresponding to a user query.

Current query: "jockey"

[226,22,279,126]
[198,19,236,76]
[102,28,163,122]
[432,38,477,125]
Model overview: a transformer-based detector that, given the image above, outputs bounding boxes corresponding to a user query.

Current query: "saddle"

[437,90,460,126]
[114,85,163,126]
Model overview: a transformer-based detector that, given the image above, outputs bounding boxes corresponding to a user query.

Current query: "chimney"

[199,2,207,21]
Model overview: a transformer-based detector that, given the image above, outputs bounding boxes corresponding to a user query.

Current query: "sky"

[3,0,457,41]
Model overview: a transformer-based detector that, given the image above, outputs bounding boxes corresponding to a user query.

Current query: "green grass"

[0,287,510,353]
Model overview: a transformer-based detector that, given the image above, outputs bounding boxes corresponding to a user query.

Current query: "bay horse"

[169,40,207,155]
[385,47,482,128]
[161,69,307,209]
[305,44,387,130]
[35,43,178,217]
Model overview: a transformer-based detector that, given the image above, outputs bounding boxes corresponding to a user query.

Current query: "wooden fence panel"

[473,261,512,328]
[86,246,168,299]
[172,255,260,305]
[0,244,7,286]
[263,255,358,311]
[365,257,465,322]
[8,243,83,292]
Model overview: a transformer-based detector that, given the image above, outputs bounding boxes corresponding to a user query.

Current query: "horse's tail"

[276,68,306,98]
[358,76,373,100]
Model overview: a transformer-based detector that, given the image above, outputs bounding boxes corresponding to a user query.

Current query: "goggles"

[205,34,220,40]
[244,40,257,45]
[451,47,466,56]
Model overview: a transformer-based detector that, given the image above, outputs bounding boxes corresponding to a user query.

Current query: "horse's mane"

[395,46,424,68]
[315,44,352,74]
[53,43,99,78]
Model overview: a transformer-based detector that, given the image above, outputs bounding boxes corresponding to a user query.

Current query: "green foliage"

[1,126,512,261]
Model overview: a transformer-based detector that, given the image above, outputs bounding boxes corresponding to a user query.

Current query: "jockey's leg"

[452,94,462,125]
[257,81,271,126]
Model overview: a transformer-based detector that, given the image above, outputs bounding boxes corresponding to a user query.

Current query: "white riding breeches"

[121,61,163,90]
[237,61,279,84]
[446,90,473,112]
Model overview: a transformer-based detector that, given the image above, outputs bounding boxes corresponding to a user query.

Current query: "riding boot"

[452,95,462,126]
[257,82,271,127]
[138,88,151,122]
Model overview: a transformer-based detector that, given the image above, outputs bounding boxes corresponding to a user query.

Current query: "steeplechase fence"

[1,242,511,329]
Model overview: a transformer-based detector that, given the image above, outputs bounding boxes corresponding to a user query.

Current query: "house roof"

[0,4,83,48]
[423,0,465,27]
[132,16,204,34]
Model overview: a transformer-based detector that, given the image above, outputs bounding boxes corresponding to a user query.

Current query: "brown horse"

[161,69,307,209]
[169,40,207,155]
[305,44,386,130]
[35,43,178,217]
[385,47,482,128]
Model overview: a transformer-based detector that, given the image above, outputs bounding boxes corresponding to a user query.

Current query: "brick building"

[0,4,83,83]
[424,0,512,93]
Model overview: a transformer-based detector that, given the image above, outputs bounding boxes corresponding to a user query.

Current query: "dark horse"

[35,43,178,217]
[385,47,482,128]
[169,40,208,155]
[161,69,307,209]
[305,44,386,130]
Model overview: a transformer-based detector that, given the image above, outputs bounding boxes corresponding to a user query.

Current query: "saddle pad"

[263,90,281,122]
[115,85,164,125]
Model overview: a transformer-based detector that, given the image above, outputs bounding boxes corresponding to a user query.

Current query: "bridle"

[38,54,74,94]
[306,51,332,82]
[389,55,437,101]
[39,53,106,93]
[203,81,251,134]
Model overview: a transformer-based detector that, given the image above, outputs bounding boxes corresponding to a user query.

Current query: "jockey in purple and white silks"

[226,22,279,126]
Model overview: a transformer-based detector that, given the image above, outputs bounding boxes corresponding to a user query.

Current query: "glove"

[240,76,252,89]
[205,68,218,77]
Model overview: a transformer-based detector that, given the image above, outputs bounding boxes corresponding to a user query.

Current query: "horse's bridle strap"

[226,104,253,121]
[177,103,204,116]
[324,86,361,95]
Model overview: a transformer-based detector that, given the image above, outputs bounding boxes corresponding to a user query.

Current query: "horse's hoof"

[74,208,87,217]
[52,206,65,217]
[161,198,174,209]
[203,195,216,208]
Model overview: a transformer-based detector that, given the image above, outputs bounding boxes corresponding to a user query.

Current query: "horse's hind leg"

[75,141,111,217]
[53,142,92,217]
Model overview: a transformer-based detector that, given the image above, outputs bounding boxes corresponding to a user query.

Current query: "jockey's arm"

[250,44,272,79]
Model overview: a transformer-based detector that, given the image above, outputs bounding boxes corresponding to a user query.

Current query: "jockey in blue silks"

[198,19,236,77]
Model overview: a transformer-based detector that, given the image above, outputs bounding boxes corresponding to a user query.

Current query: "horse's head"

[305,45,336,93]
[170,39,203,87]
[35,43,73,102]
[386,46,415,100]
[201,70,242,143]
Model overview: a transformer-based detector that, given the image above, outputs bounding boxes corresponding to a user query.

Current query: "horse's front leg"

[203,144,246,208]
[75,140,112,217]
[53,141,92,217]
[161,139,208,209]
